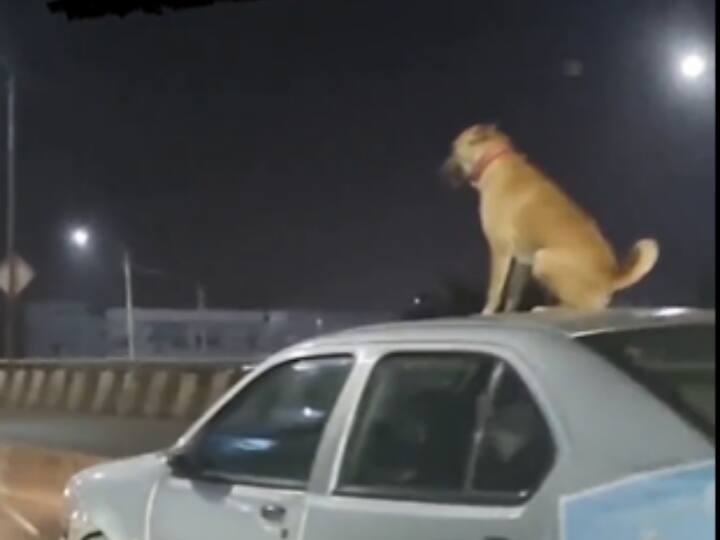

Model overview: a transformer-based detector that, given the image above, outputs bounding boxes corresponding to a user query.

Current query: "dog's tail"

[612,239,660,291]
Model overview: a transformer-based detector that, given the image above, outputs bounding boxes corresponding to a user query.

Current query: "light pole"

[68,226,205,360]
[69,226,136,360]
[122,248,136,360]
[2,59,17,359]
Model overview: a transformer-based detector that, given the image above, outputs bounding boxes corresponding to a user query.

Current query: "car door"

[147,355,354,540]
[301,347,563,540]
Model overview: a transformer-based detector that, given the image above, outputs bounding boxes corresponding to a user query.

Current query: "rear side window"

[579,323,715,440]
[337,352,554,504]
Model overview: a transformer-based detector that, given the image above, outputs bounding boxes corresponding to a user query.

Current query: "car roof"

[473,306,715,335]
[305,306,715,347]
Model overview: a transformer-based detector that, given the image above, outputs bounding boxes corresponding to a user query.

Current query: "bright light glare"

[70,227,90,248]
[680,53,707,79]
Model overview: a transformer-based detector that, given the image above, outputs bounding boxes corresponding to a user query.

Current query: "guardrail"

[0,359,255,421]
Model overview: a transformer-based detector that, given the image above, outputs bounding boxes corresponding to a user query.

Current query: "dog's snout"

[440,157,466,187]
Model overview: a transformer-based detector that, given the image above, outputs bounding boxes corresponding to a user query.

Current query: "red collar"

[471,147,514,182]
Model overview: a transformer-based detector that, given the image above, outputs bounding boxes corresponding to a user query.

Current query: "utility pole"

[2,62,16,359]
[123,248,135,360]
[196,283,206,310]
[196,282,206,352]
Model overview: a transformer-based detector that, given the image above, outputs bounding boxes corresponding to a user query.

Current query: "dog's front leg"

[482,243,513,315]
[503,261,531,312]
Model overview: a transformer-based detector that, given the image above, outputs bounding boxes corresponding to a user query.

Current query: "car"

[62,307,716,540]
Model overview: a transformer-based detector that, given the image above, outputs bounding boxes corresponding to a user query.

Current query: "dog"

[443,124,659,314]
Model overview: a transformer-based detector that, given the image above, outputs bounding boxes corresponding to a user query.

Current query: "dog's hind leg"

[531,249,610,312]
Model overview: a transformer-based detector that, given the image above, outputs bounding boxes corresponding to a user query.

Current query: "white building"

[24,303,390,360]
[23,302,105,358]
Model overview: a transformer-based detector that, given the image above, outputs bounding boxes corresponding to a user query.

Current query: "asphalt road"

[0,412,191,539]
[0,475,66,540]
[0,412,190,457]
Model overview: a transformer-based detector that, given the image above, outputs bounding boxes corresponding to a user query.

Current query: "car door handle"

[260,504,287,523]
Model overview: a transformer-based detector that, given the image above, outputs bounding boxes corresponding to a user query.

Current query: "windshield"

[578,323,715,440]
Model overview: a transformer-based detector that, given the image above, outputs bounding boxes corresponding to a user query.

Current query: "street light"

[67,226,136,359]
[67,226,206,360]
[680,52,707,79]
[69,226,90,249]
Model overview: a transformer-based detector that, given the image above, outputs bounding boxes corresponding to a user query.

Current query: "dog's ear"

[470,124,496,143]
[479,123,509,144]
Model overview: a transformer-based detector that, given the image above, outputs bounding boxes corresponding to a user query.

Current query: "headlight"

[60,482,88,540]
[59,485,73,538]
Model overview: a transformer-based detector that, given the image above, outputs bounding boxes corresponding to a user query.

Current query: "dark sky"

[0,0,716,312]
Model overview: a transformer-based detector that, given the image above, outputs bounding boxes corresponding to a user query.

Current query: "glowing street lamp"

[679,52,707,80]
[68,225,135,359]
[69,227,90,249]
[66,225,206,360]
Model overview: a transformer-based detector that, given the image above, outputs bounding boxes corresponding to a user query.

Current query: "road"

[0,488,56,540]
[0,442,92,540]
[0,412,191,539]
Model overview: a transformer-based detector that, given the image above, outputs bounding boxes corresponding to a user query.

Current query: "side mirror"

[165,446,231,485]
[166,448,198,479]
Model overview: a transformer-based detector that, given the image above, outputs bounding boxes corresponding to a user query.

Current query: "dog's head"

[441,124,512,187]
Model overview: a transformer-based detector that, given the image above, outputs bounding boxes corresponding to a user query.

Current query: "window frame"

[333,349,557,506]
[173,354,355,490]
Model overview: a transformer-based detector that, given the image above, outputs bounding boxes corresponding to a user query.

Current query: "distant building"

[23,302,105,358]
[23,303,390,360]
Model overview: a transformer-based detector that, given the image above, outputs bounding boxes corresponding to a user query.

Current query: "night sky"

[0,0,715,312]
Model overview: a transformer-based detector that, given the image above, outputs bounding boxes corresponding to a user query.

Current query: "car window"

[338,352,555,504]
[471,368,554,495]
[579,323,715,440]
[185,356,353,488]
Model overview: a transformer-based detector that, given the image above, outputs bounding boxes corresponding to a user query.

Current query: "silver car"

[63,307,716,540]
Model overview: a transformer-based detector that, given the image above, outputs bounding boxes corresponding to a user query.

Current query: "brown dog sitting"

[443,124,659,314]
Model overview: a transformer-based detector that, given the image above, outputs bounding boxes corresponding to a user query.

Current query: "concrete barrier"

[45,368,67,409]
[7,369,28,408]
[25,369,47,409]
[0,359,254,422]
[91,369,116,414]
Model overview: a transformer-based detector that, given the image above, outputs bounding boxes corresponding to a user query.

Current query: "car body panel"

[561,459,716,540]
[64,308,715,540]
[66,453,165,540]
[147,475,306,540]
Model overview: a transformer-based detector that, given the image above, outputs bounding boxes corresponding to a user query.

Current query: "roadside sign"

[562,461,716,540]
[0,255,35,296]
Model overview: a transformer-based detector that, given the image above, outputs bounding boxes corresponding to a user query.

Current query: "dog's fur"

[443,124,659,314]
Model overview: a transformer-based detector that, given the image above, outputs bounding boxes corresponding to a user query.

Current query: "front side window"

[338,352,554,504]
[182,356,353,487]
